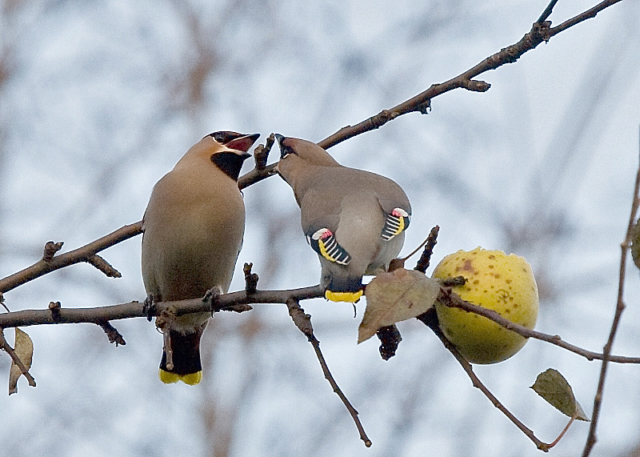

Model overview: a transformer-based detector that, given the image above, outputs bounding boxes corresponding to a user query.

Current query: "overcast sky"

[1,1,640,456]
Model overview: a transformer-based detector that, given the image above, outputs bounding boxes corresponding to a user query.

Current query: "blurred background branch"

[0,0,639,456]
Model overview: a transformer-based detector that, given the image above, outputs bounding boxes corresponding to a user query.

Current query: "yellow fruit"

[432,247,538,364]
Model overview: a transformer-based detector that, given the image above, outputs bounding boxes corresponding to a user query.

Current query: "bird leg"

[155,305,177,371]
[162,327,174,371]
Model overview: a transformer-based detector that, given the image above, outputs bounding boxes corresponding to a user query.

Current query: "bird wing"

[372,175,412,241]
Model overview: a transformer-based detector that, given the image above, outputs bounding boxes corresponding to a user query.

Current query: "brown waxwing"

[141,131,259,385]
[275,135,411,303]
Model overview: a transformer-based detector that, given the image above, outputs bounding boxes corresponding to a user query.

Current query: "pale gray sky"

[1,1,639,456]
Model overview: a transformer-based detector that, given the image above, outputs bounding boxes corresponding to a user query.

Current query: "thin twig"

[439,288,640,364]
[537,0,559,24]
[42,241,63,262]
[0,329,36,387]
[238,163,277,190]
[414,225,440,274]
[550,415,576,449]
[253,133,275,170]
[0,222,142,294]
[285,298,372,447]
[234,0,625,190]
[417,309,549,451]
[582,127,640,457]
[546,0,623,38]
[97,321,126,346]
[86,255,122,278]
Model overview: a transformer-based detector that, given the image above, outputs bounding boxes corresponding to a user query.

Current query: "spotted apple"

[432,247,539,364]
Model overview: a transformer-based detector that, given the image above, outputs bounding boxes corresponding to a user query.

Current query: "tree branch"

[285,297,372,447]
[417,309,549,451]
[546,0,623,38]
[233,0,625,191]
[0,222,143,294]
[438,288,640,364]
[581,127,640,457]
[0,285,324,328]
[317,0,623,150]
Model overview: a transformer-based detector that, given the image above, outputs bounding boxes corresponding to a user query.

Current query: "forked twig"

[417,309,549,451]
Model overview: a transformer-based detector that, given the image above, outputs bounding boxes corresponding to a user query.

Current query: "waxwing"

[275,135,411,303]
[141,131,259,385]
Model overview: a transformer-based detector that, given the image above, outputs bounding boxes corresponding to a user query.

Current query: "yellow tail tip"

[159,369,202,385]
[325,290,363,303]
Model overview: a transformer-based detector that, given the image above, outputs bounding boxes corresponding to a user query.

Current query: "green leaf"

[531,368,590,421]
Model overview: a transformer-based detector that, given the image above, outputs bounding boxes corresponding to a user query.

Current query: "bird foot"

[143,294,157,322]
[203,287,223,316]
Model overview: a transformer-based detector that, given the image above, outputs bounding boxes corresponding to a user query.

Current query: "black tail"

[159,328,204,385]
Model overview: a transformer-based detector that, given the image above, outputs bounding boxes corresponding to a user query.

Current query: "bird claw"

[203,287,223,316]
[143,294,157,322]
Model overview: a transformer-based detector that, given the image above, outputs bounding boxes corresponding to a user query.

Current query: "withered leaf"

[531,368,590,421]
[9,328,34,395]
[359,268,440,343]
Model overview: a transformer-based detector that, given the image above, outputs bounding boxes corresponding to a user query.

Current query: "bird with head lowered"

[275,135,411,303]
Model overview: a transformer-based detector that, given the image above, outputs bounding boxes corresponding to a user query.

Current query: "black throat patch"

[211,152,247,181]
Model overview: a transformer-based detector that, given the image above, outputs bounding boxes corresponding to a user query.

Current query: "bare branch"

[0,285,324,328]
[537,0,560,24]
[417,309,549,451]
[238,162,277,190]
[86,255,122,278]
[413,225,440,274]
[438,288,640,364]
[253,133,275,171]
[235,0,625,191]
[547,0,624,38]
[97,321,126,346]
[285,298,372,448]
[0,222,143,294]
[582,127,640,457]
[243,263,259,295]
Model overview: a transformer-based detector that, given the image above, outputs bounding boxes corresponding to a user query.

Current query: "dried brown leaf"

[9,328,34,395]
[359,268,440,343]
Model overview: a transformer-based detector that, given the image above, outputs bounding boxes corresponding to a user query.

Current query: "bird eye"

[211,132,226,143]
[208,131,242,144]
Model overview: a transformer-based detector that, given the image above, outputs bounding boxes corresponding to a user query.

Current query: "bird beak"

[225,133,260,153]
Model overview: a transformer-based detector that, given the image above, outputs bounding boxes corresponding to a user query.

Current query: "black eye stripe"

[211,152,249,181]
